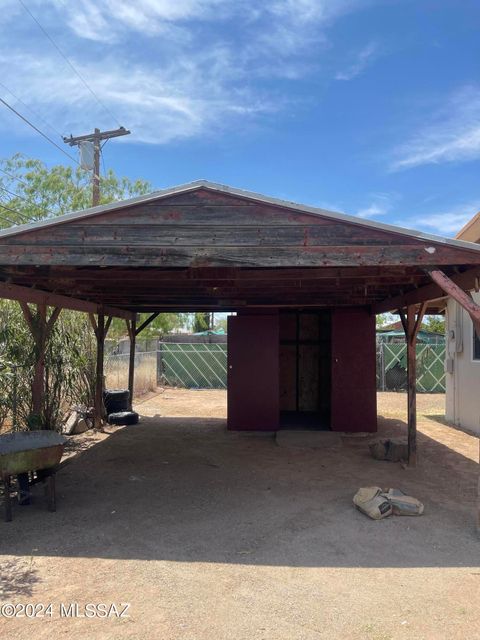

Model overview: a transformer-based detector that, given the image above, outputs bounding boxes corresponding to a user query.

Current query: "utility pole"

[63,126,130,206]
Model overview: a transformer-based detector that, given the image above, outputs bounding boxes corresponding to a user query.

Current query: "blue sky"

[1,0,479,235]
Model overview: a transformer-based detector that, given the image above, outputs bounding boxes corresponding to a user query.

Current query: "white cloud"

[356,203,387,218]
[0,50,276,144]
[335,41,378,81]
[390,85,480,170]
[400,201,480,236]
[356,192,394,219]
[0,0,372,145]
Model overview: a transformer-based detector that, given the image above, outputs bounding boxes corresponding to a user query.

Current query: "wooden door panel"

[227,315,279,430]
[331,308,377,432]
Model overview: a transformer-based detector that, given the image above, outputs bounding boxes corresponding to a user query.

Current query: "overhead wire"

[0,96,79,165]
[0,202,27,226]
[0,185,52,221]
[0,96,103,183]
[0,166,30,189]
[0,80,65,140]
[17,0,122,128]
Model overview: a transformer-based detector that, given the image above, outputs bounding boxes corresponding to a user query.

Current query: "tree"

[107,313,188,340]
[214,315,229,333]
[422,315,445,335]
[0,153,151,227]
[0,153,187,338]
[376,313,395,328]
[192,312,212,333]
[0,154,186,428]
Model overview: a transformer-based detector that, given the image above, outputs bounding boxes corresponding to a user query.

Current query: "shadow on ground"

[1,414,479,569]
[0,558,39,598]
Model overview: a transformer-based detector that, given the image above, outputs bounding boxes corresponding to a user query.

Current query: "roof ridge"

[0,179,480,254]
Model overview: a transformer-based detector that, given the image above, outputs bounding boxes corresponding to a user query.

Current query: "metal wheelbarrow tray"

[0,431,66,522]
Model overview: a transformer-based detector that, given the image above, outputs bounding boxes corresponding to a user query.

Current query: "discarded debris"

[369,438,408,462]
[353,487,392,520]
[383,488,424,516]
[353,486,424,519]
[62,406,94,435]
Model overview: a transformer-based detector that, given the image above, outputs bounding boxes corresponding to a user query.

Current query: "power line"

[0,202,26,226]
[0,96,79,165]
[0,185,50,221]
[0,97,105,185]
[17,0,122,128]
[0,166,30,189]
[0,80,65,139]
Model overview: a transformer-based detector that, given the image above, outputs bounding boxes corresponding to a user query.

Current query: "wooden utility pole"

[63,126,130,206]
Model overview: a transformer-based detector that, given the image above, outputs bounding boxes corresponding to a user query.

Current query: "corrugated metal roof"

[1,179,480,253]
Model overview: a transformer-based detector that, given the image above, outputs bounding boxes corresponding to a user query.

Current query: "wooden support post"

[399,303,426,467]
[126,316,137,410]
[20,303,61,428]
[90,313,106,429]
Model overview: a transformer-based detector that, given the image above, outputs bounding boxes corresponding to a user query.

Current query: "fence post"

[157,343,164,386]
[12,365,18,430]
[380,343,386,391]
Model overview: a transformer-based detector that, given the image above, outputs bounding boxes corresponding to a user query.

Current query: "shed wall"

[445,295,480,434]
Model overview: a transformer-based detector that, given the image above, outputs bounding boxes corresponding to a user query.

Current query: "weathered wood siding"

[0,189,478,268]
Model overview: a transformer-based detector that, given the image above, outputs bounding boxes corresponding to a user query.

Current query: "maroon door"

[331,308,377,432]
[227,315,279,431]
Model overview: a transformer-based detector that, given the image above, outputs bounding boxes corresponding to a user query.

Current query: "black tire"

[103,389,130,413]
[107,411,139,426]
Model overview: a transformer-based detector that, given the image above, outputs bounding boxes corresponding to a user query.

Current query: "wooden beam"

[135,312,160,336]
[93,313,106,429]
[0,281,134,320]
[427,269,480,335]
[105,315,113,336]
[126,317,137,409]
[398,308,408,336]
[374,266,480,313]
[400,303,426,468]
[0,244,477,268]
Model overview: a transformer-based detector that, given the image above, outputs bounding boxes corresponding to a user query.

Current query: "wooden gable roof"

[0,181,480,312]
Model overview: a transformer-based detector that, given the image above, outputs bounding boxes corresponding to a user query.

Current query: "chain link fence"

[105,351,158,397]
[105,344,228,394]
[159,343,227,389]
[376,343,446,393]
[105,341,446,397]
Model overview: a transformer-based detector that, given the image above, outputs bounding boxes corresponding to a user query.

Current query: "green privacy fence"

[159,343,228,389]
[108,342,446,394]
[376,343,446,393]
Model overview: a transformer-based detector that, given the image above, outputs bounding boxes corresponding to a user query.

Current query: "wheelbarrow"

[0,431,66,522]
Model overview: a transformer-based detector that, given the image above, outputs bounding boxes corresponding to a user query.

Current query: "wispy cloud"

[400,201,480,236]
[0,0,371,145]
[335,41,378,81]
[390,85,480,171]
[356,192,394,219]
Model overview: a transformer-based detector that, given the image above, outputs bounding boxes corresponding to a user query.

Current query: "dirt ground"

[1,390,479,640]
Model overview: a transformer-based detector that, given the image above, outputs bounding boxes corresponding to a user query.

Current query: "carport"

[0,181,480,525]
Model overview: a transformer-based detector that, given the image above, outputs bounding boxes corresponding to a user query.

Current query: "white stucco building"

[445,213,480,434]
